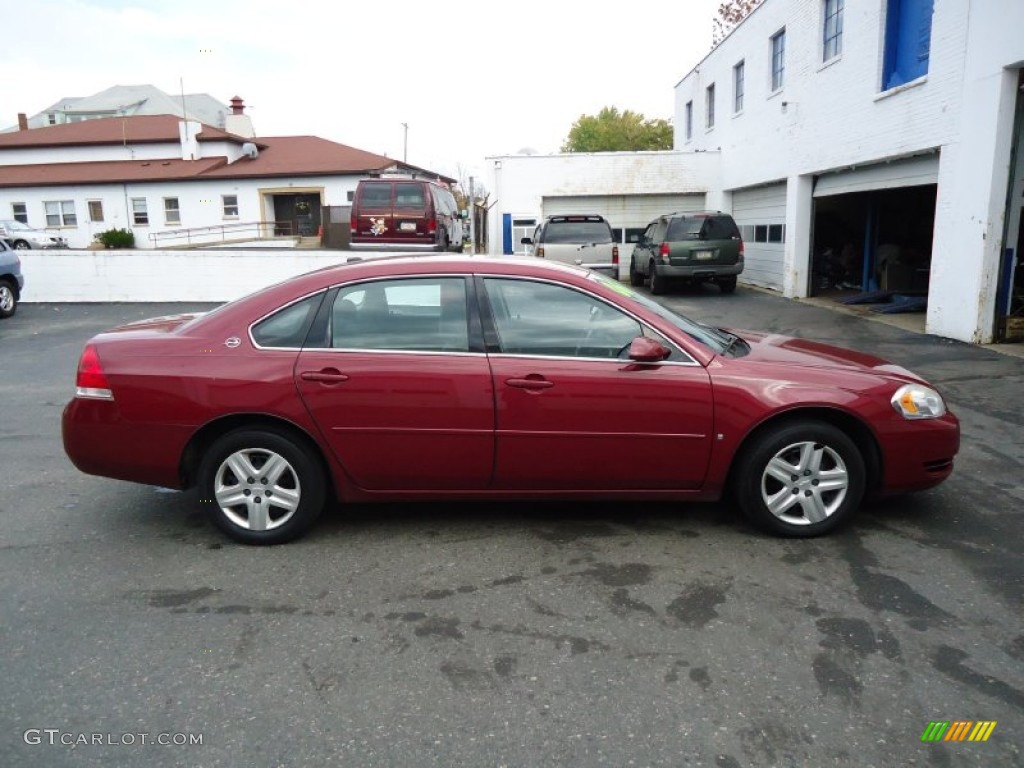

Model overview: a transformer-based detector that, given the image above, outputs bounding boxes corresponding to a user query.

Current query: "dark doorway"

[811,185,936,297]
[273,193,322,237]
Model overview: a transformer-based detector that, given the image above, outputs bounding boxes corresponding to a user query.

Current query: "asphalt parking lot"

[1,286,1022,767]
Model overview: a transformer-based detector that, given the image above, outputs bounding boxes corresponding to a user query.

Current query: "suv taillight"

[659,242,670,262]
[739,238,745,256]
[612,245,619,265]
[350,214,357,231]
[75,345,114,400]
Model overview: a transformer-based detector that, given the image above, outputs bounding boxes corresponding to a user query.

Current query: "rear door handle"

[301,369,350,384]
[506,377,554,390]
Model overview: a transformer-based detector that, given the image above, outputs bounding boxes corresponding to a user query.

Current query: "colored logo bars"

[921,721,997,742]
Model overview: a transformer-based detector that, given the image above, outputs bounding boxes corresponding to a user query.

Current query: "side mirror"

[520,237,533,245]
[627,336,670,363]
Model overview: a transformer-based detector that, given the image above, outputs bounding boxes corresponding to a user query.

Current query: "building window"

[883,0,933,90]
[685,101,693,140]
[44,200,77,227]
[164,197,181,225]
[771,28,786,91]
[131,198,149,226]
[705,84,716,129]
[734,61,745,113]
[12,203,28,224]
[347,190,355,202]
[823,0,844,61]
[222,195,239,218]
[87,200,104,222]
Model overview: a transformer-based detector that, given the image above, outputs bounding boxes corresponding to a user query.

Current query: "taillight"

[75,345,114,400]
[428,218,437,233]
[612,245,619,265]
[350,214,357,231]
[660,242,670,263]
[537,245,545,258]
[739,238,745,256]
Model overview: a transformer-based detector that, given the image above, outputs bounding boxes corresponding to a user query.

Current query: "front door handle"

[300,368,349,384]
[506,376,554,390]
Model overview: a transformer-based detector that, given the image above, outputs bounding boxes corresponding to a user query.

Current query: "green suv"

[629,211,744,295]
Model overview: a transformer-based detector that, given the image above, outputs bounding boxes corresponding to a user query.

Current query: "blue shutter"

[502,213,513,255]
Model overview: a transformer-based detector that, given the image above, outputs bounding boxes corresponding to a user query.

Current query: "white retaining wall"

[20,249,354,303]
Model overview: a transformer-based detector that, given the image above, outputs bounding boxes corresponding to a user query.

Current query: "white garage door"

[731,183,787,291]
[543,194,706,240]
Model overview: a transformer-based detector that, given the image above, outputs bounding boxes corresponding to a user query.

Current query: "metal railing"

[149,221,295,247]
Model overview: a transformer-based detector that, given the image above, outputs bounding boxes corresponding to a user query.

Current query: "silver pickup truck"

[521,214,619,278]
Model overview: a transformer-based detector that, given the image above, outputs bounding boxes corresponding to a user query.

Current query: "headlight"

[891,384,946,419]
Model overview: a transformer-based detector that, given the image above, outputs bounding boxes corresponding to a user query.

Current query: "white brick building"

[488,0,1024,344]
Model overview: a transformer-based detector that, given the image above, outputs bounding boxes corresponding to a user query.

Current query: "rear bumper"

[350,238,441,251]
[654,262,743,279]
[62,398,191,489]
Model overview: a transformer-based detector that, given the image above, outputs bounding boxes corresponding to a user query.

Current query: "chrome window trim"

[247,288,329,351]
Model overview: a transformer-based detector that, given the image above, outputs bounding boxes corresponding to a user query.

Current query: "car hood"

[728,329,925,382]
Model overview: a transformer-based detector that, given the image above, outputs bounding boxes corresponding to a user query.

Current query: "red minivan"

[350,178,464,252]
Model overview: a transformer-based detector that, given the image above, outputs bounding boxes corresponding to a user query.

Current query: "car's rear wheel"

[649,261,668,295]
[719,276,738,294]
[734,420,865,537]
[0,279,17,318]
[629,258,644,286]
[12,240,29,250]
[198,428,326,545]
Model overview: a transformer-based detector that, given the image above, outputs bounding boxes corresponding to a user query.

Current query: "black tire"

[629,258,644,286]
[12,240,30,250]
[0,278,16,318]
[649,261,667,295]
[435,232,448,253]
[198,428,326,545]
[718,276,738,294]
[734,420,865,537]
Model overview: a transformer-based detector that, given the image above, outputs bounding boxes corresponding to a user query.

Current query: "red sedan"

[62,256,959,544]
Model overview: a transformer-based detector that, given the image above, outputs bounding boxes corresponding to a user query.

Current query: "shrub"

[96,228,135,249]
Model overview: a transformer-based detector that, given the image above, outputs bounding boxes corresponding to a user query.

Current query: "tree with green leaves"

[561,107,673,153]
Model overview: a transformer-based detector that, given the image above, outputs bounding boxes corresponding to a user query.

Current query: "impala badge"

[224,337,241,348]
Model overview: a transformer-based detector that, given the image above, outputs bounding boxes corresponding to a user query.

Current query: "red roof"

[0,116,454,185]
[0,158,227,187]
[0,115,247,148]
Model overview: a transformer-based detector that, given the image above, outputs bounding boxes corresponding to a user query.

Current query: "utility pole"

[469,176,476,254]
[401,122,408,163]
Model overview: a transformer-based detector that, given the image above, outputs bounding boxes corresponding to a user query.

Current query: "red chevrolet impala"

[62,256,959,544]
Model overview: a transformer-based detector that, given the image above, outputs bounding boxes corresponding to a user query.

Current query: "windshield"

[2,221,31,232]
[586,271,733,353]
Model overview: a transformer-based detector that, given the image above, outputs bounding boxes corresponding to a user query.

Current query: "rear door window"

[359,183,392,208]
[394,183,426,208]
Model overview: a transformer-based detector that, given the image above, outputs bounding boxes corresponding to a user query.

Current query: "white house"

[0,107,454,250]
[488,0,1024,345]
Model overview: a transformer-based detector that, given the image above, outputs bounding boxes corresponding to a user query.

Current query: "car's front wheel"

[734,420,865,537]
[12,240,30,250]
[198,428,326,545]
[0,279,17,318]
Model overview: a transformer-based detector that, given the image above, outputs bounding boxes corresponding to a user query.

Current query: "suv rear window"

[666,215,740,241]
[544,219,613,244]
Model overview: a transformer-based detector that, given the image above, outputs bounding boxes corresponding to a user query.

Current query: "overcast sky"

[2,0,721,181]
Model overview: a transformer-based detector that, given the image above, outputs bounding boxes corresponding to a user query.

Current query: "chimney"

[224,95,255,138]
[18,113,28,131]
